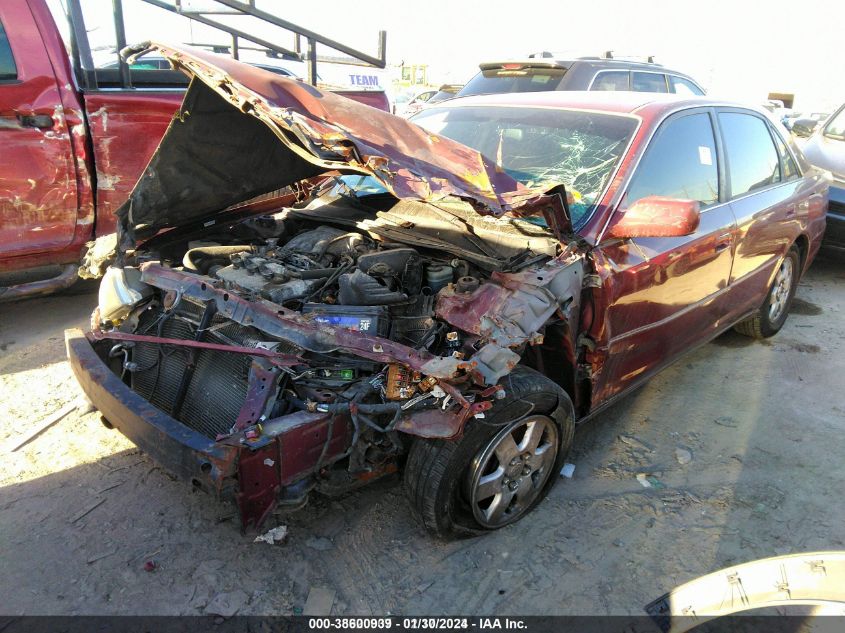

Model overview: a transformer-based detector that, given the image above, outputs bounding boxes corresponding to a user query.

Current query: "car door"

[715,109,806,320]
[0,6,78,258]
[590,109,737,404]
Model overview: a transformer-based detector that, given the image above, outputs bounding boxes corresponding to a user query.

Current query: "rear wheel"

[403,367,574,538]
[734,245,800,339]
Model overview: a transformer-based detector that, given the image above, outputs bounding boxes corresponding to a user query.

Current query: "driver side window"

[626,112,719,209]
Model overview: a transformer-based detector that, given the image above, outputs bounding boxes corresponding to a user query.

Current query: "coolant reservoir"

[98,266,151,324]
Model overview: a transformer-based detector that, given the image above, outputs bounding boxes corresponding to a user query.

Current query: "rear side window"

[459,67,568,96]
[670,76,704,96]
[771,130,800,180]
[626,112,719,208]
[719,112,781,197]
[632,72,668,93]
[0,19,17,80]
[591,71,630,91]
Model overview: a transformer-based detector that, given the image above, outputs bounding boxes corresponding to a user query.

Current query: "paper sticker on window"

[698,146,713,166]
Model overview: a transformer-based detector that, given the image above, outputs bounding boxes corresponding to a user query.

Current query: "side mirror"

[606,196,700,239]
[791,118,818,137]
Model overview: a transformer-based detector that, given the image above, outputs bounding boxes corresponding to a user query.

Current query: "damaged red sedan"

[66,43,828,537]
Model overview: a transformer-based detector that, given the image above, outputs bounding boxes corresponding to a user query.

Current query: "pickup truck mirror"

[606,196,700,240]
[791,118,818,138]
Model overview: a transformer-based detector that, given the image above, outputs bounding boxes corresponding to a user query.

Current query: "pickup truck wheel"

[734,245,800,339]
[403,367,574,538]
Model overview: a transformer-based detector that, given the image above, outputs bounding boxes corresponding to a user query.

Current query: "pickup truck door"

[0,5,78,258]
[589,109,737,405]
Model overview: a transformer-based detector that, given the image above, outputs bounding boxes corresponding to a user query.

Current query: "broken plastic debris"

[143,560,157,572]
[253,525,288,545]
[560,463,575,478]
[637,473,665,489]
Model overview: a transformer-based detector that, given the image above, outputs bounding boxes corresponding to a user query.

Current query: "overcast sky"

[60,0,844,111]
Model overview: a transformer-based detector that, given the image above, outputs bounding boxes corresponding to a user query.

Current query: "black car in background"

[457,54,705,98]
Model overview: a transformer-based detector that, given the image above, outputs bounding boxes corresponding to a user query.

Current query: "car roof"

[416,91,769,120]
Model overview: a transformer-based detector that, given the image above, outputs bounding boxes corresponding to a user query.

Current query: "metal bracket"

[582,274,602,289]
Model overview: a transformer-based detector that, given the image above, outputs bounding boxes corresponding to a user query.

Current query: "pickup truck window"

[0,19,17,80]
[626,112,719,208]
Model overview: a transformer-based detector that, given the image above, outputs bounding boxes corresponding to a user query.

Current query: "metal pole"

[231,34,239,59]
[307,38,317,86]
[212,0,386,68]
[112,0,131,88]
[141,0,300,60]
[65,0,95,89]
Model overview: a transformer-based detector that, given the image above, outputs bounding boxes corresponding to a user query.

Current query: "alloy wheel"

[768,256,794,323]
[467,414,559,528]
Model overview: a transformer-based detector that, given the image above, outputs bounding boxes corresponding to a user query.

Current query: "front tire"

[734,245,800,339]
[403,367,575,538]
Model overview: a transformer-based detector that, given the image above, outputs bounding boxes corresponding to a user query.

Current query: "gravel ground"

[1,258,844,616]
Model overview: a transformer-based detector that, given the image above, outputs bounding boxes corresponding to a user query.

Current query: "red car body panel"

[82,91,184,235]
[0,0,93,271]
[0,0,390,284]
[437,94,825,411]
[578,99,827,412]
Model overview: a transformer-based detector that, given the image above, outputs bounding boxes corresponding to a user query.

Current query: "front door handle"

[715,233,732,252]
[18,113,54,129]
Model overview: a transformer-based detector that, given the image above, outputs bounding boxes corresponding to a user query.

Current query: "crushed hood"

[115,42,569,244]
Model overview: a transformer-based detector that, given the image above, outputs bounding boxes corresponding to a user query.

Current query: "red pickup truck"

[0,0,389,301]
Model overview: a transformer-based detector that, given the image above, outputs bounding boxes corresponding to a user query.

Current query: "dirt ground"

[1,257,844,617]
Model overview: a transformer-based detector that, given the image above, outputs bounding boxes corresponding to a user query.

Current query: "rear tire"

[734,245,800,339]
[403,367,575,538]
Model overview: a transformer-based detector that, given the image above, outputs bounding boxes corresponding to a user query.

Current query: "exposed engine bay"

[91,185,584,528]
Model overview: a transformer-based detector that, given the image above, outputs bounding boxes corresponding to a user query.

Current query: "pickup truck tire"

[734,245,800,339]
[403,367,574,538]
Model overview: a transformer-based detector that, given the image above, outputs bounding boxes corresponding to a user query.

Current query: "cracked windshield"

[411,106,637,226]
